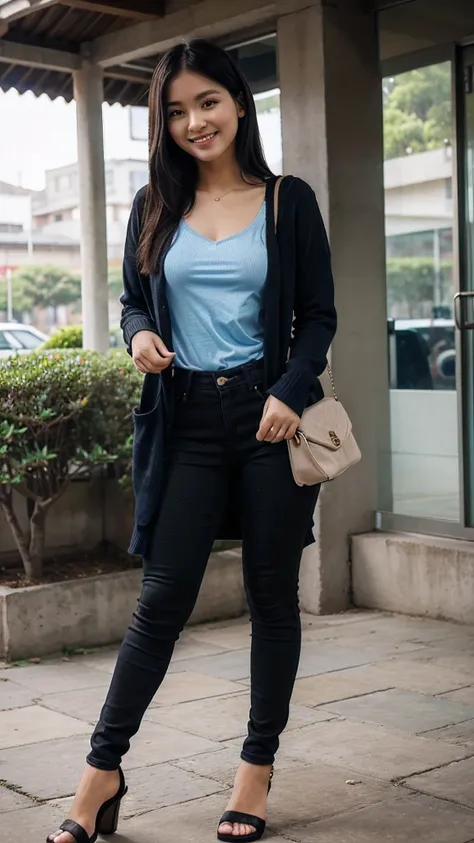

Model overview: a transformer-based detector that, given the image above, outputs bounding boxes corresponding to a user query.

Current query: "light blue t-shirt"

[163,202,267,371]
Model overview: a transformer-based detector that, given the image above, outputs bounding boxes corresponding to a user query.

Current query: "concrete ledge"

[0,549,245,661]
[352,532,474,624]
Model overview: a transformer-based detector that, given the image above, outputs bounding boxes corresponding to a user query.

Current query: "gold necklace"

[199,184,260,203]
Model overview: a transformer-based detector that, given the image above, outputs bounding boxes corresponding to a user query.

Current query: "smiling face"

[166,69,244,163]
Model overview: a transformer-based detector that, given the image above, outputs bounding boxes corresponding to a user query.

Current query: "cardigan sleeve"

[268,179,337,416]
[120,188,160,353]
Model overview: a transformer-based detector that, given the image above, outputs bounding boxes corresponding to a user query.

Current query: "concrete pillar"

[73,62,109,352]
[277,0,391,612]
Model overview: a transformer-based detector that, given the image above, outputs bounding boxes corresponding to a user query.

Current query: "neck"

[197,148,244,194]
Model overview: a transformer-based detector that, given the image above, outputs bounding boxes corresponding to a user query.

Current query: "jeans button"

[216,377,227,386]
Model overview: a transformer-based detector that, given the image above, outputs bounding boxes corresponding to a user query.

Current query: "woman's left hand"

[256,396,300,443]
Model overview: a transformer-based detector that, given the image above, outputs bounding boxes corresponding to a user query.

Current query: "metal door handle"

[454,292,474,330]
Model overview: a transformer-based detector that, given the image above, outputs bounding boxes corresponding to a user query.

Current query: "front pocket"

[132,375,165,527]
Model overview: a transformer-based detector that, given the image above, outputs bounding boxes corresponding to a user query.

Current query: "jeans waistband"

[173,357,264,394]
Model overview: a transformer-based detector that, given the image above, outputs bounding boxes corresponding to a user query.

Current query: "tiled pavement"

[1,609,474,842]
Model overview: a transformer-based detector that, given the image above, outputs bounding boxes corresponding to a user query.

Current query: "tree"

[383,64,452,160]
[0,351,142,580]
[386,257,453,318]
[9,266,81,317]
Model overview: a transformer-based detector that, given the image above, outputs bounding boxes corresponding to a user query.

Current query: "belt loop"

[243,366,253,391]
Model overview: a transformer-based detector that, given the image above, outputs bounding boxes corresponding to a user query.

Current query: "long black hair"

[137,38,274,275]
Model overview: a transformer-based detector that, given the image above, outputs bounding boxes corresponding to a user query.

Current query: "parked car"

[388,318,456,390]
[0,322,49,358]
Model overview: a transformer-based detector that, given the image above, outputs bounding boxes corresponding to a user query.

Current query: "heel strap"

[219,811,265,832]
[58,819,91,843]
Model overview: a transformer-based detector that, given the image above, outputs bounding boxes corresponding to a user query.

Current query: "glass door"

[458,47,474,526]
[382,59,460,522]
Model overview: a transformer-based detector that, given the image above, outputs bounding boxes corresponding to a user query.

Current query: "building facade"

[32,158,149,262]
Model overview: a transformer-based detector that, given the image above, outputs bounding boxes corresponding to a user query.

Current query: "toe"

[219,822,234,835]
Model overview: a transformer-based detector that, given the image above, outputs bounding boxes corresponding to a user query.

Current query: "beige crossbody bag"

[273,176,361,486]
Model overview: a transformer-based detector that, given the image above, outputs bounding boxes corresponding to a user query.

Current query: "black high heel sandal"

[217,765,274,843]
[46,767,128,843]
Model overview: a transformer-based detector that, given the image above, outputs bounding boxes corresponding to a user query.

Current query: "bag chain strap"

[327,363,338,401]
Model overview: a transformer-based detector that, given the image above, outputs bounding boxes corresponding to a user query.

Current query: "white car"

[0,322,48,358]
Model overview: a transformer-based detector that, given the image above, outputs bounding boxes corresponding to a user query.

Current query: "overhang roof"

[0,0,417,107]
[0,0,163,104]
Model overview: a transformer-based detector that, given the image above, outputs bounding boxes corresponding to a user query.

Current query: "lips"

[189,132,218,144]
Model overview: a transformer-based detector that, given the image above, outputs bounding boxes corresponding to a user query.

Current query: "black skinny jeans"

[88,358,320,770]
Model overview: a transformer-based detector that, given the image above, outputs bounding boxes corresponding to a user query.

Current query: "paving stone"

[424,634,474,653]
[0,783,37,813]
[296,643,378,679]
[172,634,230,662]
[405,756,474,808]
[0,705,89,750]
[185,622,252,651]
[293,656,472,701]
[292,669,394,707]
[420,647,474,683]
[47,762,227,819]
[0,802,65,843]
[278,719,471,780]
[2,662,110,694]
[0,734,91,799]
[169,648,251,680]
[150,671,246,707]
[300,611,375,630]
[439,686,474,705]
[80,648,120,675]
[421,719,474,746]
[324,615,474,645]
[123,720,221,768]
[350,658,472,696]
[322,689,474,734]
[285,792,474,843]
[36,685,107,723]
[0,725,221,800]
[118,793,286,843]
[173,745,305,787]
[264,762,393,829]
[123,762,227,817]
[0,678,37,710]
[146,693,333,742]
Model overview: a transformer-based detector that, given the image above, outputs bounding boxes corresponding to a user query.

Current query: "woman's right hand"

[131,331,176,374]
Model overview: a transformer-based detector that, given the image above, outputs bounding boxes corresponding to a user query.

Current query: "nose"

[188,109,206,135]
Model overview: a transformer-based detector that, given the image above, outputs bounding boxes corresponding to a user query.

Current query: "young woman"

[47,38,336,843]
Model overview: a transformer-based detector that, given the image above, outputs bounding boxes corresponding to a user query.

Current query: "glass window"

[383,61,459,521]
[129,169,148,196]
[7,329,44,350]
[0,331,11,350]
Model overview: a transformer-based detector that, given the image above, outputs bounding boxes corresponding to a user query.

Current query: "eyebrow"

[167,89,221,107]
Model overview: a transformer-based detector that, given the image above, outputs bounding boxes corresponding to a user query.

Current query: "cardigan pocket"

[132,374,165,528]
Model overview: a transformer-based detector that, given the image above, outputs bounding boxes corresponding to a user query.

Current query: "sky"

[0,89,148,191]
[0,88,282,192]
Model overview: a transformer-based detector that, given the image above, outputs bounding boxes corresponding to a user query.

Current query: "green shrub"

[41,326,126,350]
[42,326,83,349]
[0,351,142,580]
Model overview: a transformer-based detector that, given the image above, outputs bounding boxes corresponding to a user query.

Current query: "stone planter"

[0,549,245,662]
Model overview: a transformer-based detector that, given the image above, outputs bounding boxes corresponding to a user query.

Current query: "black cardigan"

[121,175,337,556]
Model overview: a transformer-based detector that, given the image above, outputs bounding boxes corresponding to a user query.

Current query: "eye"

[202,99,218,109]
[168,108,183,119]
